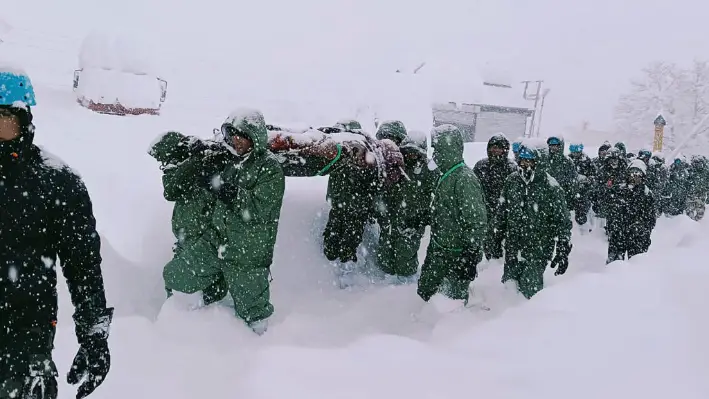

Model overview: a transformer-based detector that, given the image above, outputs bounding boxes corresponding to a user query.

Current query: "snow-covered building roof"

[417,60,534,111]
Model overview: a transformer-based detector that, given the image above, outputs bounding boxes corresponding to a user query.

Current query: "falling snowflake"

[242,209,252,222]
[41,256,54,269]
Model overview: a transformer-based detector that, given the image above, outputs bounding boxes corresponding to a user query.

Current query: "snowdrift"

[40,98,707,398]
[50,215,709,399]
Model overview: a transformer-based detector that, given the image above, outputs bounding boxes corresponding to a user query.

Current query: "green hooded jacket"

[430,124,487,252]
[211,109,286,266]
[149,131,217,244]
[376,121,436,227]
[374,123,437,276]
[497,168,572,260]
[545,138,578,206]
[326,138,380,217]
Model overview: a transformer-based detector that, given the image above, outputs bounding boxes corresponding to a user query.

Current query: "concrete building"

[432,81,535,143]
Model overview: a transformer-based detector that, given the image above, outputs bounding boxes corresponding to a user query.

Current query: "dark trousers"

[607,231,651,263]
[1,324,58,399]
[323,207,369,263]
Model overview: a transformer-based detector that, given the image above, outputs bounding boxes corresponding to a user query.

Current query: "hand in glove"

[550,239,572,276]
[457,246,482,281]
[215,181,240,205]
[188,139,210,157]
[67,309,113,399]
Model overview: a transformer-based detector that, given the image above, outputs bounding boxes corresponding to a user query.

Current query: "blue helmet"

[0,70,36,107]
[547,136,562,146]
[512,141,522,154]
[569,143,584,153]
[518,146,537,160]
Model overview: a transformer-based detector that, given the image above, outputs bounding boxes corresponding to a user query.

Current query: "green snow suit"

[375,122,436,277]
[159,111,285,324]
[545,140,578,209]
[497,169,572,298]
[417,125,488,301]
[323,132,380,263]
[149,132,225,299]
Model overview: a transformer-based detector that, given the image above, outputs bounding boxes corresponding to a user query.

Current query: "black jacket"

[572,153,597,181]
[0,131,111,363]
[606,182,656,238]
[473,158,517,218]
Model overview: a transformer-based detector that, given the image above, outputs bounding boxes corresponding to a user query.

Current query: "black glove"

[575,211,588,225]
[457,247,482,281]
[68,309,113,399]
[188,138,215,158]
[214,181,240,205]
[550,239,571,276]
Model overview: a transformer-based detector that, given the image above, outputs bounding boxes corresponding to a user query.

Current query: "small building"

[425,64,535,142]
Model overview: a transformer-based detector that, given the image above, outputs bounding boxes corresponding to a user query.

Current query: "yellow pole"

[653,115,666,152]
[653,125,664,151]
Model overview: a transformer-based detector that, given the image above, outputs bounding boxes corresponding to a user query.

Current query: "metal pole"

[527,81,543,138]
[536,88,551,137]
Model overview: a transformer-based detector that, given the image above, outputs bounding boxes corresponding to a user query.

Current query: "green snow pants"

[417,243,470,302]
[323,207,369,263]
[377,222,424,277]
[502,252,547,299]
[163,236,274,324]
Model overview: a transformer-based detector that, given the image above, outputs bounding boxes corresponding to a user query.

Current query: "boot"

[248,319,269,336]
[202,274,228,305]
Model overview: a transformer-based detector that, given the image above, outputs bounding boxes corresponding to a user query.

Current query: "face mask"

[519,160,535,182]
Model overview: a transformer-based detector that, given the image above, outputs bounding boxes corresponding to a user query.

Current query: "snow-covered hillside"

[3,3,709,399]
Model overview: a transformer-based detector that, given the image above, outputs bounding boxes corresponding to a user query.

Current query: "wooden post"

[653,115,666,152]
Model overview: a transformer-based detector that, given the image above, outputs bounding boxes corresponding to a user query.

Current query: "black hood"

[487,134,510,159]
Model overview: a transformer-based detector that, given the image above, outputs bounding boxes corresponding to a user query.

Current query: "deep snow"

[42,90,709,398]
[3,10,709,399]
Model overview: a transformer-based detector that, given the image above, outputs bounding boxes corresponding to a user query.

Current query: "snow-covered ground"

[3,5,709,399]
[39,86,709,398]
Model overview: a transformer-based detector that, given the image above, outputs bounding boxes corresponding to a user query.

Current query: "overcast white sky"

[8,0,709,134]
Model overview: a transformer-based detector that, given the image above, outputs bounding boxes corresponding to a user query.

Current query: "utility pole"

[535,88,551,137]
[522,80,544,138]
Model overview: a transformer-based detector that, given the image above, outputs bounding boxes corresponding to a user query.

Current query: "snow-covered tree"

[615,62,685,151]
[615,60,709,154]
